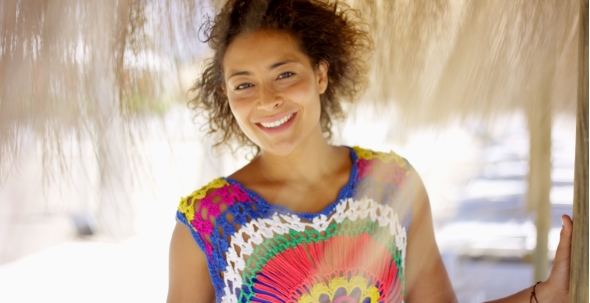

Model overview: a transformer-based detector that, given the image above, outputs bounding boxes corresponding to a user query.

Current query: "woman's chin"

[251,122,324,157]
[258,140,300,157]
[260,144,295,157]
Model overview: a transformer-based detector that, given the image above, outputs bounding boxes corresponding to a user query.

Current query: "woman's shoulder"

[178,178,227,217]
[352,146,412,181]
[176,177,251,232]
[351,146,416,232]
[353,146,410,167]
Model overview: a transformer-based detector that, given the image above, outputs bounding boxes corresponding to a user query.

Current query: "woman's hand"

[485,215,573,303]
[541,214,573,303]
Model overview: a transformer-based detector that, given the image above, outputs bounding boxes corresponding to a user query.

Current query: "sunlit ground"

[0,105,575,303]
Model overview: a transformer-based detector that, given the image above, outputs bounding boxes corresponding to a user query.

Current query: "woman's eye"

[277,72,294,79]
[235,83,253,90]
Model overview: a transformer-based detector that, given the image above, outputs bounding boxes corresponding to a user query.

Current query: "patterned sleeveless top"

[176,146,414,303]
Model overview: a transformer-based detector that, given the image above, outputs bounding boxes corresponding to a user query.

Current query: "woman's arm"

[167,221,216,303]
[403,164,573,303]
[404,168,459,303]
[484,215,572,303]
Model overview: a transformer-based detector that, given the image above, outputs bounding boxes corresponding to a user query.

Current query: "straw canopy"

[0,0,579,175]
[0,0,209,179]
[356,0,578,126]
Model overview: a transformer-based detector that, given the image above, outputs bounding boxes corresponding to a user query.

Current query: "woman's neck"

[255,132,346,187]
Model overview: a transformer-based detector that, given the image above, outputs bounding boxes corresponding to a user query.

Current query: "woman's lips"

[255,112,296,134]
[254,111,296,124]
[259,113,293,128]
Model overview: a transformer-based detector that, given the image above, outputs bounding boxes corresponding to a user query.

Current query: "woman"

[168,0,573,302]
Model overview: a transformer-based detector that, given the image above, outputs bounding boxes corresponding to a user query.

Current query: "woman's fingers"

[546,214,573,300]
[553,214,572,269]
[556,214,573,261]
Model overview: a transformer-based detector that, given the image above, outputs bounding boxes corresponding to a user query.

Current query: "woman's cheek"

[229,96,243,121]
[284,79,319,107]
[228,97,252,126]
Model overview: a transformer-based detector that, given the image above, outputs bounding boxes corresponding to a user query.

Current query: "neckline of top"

[223,146,359,221]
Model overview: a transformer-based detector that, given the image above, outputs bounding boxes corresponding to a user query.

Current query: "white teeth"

[260,114,293,128]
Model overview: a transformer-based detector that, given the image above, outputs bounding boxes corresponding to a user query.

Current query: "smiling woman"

[168,1,573,303]
[187,0,371,154]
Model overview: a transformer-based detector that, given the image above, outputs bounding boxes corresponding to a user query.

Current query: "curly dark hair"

[188,0,373,153]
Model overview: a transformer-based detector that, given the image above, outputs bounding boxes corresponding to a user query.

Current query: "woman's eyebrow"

[269,60,296,70]
[227,71,250,80]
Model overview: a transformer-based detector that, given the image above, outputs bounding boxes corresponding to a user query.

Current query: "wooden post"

[570,0,589,301]
[528,80,553,283]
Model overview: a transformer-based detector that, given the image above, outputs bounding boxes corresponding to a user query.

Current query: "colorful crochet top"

[176,146,414,303]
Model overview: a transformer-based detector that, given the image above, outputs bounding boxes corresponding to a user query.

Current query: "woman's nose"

[257,86,283,111]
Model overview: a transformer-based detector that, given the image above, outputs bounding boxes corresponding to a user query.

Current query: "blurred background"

[0,0,580,302]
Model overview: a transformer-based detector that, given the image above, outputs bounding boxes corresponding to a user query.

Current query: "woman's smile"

[256,111,296,128]
[256,112,297,134]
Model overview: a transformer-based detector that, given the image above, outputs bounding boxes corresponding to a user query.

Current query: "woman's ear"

[316,60,329,94]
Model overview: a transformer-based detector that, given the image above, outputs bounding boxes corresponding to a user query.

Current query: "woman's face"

[222,29,328,156]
